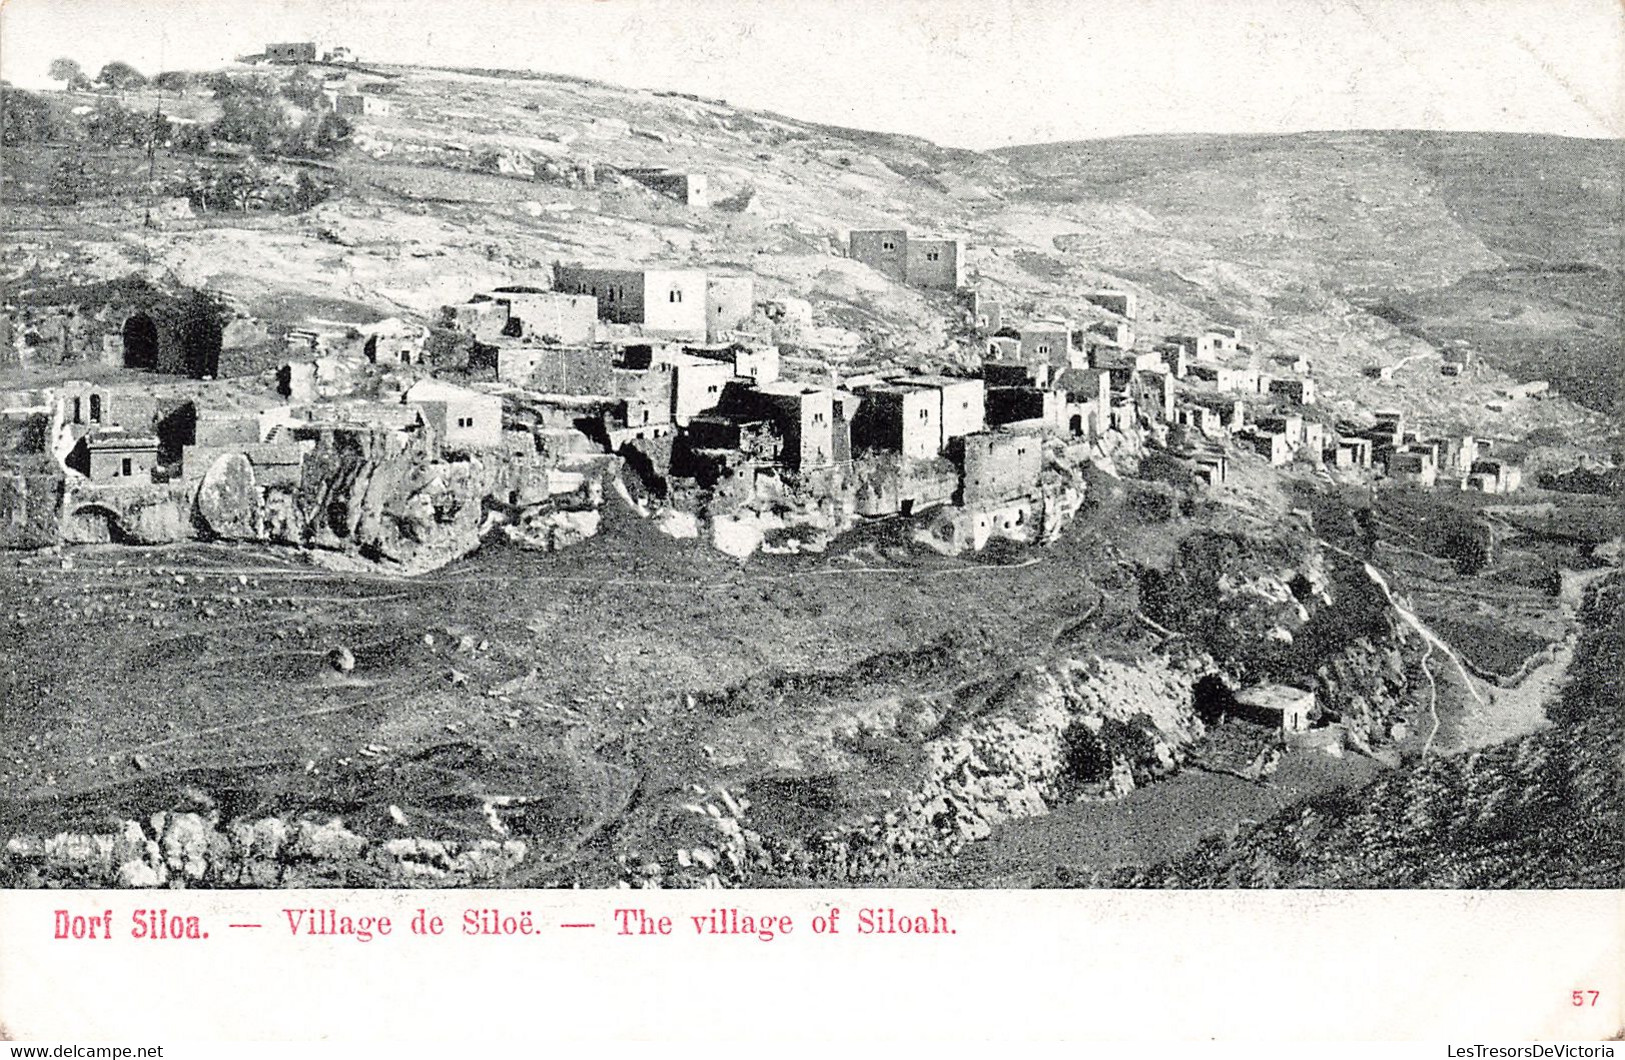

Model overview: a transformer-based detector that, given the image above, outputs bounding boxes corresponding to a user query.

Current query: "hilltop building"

[956,429,1042,508]
[621,169,708,208]
[651,350,731,425]
[684,342,780,384]
[498,346,614,394]
[1085,290,1138,319]
[1234,684,1315,735]
[1088,320,1134,349]
[963,290,1004,334]
[359,319,428,365]
[722,381,845,469]
[1385,448,1438,487]
[65,430,159,483]
[487,288,598,345]
[847,230,965,289]
[1268,377,1316,406]
[1469,458,1522,494]
[852,381,942,461]
[264,42,318,63]
[1018,321,1077,370]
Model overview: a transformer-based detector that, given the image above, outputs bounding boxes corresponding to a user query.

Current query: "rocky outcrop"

[292,446,494,570]
[0,467,63,548]
[620,653,1204,888]
[21,425,619,572]
[1311,627,1416,745]
[1,813,527,889]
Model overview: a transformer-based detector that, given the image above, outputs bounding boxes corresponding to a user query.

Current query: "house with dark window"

[403,379,502,449]
[847,229,965,289]
[554,265,707,338]
[67,430,159,483]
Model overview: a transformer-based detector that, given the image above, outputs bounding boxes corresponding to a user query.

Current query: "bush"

[292,169,336,210]
[50,154,92,204]
[1441,516,1496,576]
[0,87,59,144]
[1062,722,1111,782]
[171,123,213,153]
[200,72,274,100]
[284,111,351,158]
[84,100,166,147]
[176,163,339,214]
[280,72,324,109]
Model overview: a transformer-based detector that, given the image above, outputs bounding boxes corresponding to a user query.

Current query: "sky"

[2,0,1620,146]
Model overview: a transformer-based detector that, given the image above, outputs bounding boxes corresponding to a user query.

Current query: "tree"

[176,123,214,152]
[201,71,274,100]
[303,111,351,156]
[292,169,336,211]
[84,100,157,146]
[171,122,213,153]
[49,57,90,89]
[96,61,149,91]
[280,70,323,109]
[212,93,287,154]
[154,70,194,94]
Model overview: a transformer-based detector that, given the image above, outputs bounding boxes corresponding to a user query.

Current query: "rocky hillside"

[1101,574,1624,888]
[998,130,1624,416]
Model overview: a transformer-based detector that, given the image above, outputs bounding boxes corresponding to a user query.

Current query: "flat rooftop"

[1234,684,1314,711]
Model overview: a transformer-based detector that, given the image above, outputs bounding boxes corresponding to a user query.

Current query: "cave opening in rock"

[122,313,159,370]
[1192,673,1237,725]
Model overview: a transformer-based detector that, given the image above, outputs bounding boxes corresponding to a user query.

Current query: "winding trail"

[1360,560,1485,714]
[1417,641,1441,757]
[1321,541,1485,758]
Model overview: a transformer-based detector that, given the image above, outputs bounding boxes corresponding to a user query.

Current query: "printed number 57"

[1571,990,1600,1007]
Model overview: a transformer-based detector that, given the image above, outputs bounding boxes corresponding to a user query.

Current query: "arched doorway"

[178,302,222,378]
[122,313,159,370]
[66,505,126,544]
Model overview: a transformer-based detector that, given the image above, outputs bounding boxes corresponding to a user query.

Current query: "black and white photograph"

[0,0,1620,1045]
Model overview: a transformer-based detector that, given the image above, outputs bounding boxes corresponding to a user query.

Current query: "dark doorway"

[122,313,159,369]
[1069,413,1083,436]
[900,498,915,517]
[178,300,222,378]
[68,505,129,543]
[1193,673,1238,725]
[155,403,197,464]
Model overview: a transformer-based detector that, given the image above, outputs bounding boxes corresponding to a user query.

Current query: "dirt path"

[1418,642,1442,757]
[1360,559,1486,710]
[1458,639,1574,750]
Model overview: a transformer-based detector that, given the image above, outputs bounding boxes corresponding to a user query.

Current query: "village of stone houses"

[2,42,1620,891]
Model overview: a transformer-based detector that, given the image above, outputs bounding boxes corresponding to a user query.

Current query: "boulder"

[197,453,261,540]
